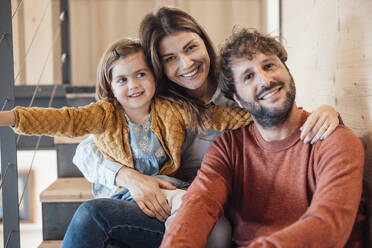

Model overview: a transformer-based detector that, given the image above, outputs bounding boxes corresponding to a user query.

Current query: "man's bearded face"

[231,53,296,128]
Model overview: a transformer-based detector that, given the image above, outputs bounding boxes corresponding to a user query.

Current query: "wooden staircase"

[37,137,93,248]
[38,176,93,247]
[38,240,62,248]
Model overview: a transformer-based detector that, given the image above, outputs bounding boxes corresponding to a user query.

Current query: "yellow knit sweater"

[13,98,252,175]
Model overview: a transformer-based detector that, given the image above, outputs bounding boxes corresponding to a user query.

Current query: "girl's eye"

[117,77,127,84]
[164,56,176,63]
[186,45,197,53]
[137,72,146,78]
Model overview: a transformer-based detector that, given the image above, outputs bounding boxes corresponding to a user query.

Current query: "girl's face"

[159,31,211,92]
[110,52,156,117]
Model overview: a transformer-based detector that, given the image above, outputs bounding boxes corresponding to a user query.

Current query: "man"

[160,29,364,248]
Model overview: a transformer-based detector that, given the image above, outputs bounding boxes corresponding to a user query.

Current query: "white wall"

[0,150,57,248]
[282,0,372,244]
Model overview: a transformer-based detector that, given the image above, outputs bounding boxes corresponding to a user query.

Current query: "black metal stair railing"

[0,0,72,247]
[0,1,20,247]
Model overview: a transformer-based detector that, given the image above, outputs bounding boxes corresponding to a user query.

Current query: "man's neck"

[254,104,302,142]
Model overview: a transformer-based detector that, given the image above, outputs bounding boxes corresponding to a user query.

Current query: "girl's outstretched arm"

[12,101,114,138]
[0,111,15,126]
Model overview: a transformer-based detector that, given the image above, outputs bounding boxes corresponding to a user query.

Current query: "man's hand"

[115,167,176,221]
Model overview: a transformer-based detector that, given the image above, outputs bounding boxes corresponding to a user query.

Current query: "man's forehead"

[231,53,280,73]
[231,53,278,65]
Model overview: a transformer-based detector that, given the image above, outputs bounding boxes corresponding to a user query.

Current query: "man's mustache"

[256,82,284,99]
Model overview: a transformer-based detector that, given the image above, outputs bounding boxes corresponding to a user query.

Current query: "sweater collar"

[251,110,309,152]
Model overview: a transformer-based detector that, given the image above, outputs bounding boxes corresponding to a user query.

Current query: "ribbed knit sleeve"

[12,100,115,138]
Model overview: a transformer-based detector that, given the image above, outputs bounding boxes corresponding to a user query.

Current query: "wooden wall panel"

[11,0,26,85]
[282,0,372,243]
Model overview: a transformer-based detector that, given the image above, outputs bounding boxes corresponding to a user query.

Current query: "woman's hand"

[300,105,339,144]
[115,167,176,222]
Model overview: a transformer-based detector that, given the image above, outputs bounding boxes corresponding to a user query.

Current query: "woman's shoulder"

[211,86,237,107]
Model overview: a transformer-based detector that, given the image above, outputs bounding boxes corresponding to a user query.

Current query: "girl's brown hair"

[96,38,145,101]
[139,7,216,130]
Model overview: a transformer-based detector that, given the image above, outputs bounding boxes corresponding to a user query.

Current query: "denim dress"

[112,112,189,201]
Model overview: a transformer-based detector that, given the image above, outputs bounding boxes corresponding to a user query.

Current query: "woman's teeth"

[182,68,198,78]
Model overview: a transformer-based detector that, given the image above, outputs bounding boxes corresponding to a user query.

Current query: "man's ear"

[233,94,243,108]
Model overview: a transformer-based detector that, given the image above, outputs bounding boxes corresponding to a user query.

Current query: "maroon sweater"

[161,111,364,248]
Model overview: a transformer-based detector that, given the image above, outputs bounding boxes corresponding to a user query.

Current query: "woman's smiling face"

[159,31,211,92]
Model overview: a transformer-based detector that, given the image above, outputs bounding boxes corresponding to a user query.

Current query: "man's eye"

[264,63,274,70]
[244,73,253,83]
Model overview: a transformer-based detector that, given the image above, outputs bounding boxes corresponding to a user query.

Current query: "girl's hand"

[0,111,16,126]
[300,105,339,144]
[115,167,176,222]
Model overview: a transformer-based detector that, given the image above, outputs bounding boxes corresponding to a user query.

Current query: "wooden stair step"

[38,240,62,248]
[40,177,93,202]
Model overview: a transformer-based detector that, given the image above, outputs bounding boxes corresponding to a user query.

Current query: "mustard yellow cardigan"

[13,98,252,175]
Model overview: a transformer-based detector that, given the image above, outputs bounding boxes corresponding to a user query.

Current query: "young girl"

[0,38,252,228]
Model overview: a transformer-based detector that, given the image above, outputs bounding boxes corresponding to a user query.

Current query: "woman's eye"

[165,56,176,63]
[186,45,196,53]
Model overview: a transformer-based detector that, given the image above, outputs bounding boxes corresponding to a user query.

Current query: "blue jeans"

[61,198,165,248]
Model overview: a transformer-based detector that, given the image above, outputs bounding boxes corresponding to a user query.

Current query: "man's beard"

[237,77,296,128]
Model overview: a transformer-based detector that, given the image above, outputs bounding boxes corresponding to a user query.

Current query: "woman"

[62,7,339,248]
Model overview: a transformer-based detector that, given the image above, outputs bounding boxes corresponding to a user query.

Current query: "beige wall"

[11,0,61,85]
[282,0,372,242]
[69,0,265,85]
[11,0,266,86]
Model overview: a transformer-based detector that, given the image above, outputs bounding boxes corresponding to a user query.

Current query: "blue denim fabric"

[61,198,165,248]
